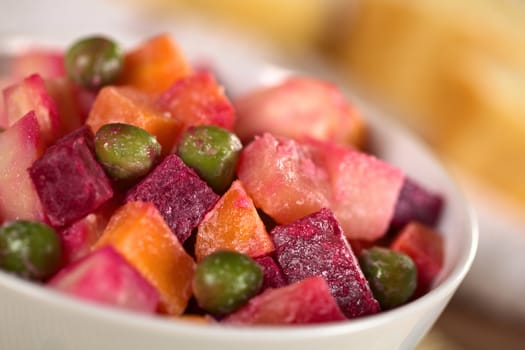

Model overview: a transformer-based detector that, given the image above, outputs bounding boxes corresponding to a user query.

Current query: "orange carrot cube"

[156,71,236,144]
[195,180,274,262]
[175,314,216,324]
[85,86,183,153]
[118,34,191,94]
[95,201,195,315]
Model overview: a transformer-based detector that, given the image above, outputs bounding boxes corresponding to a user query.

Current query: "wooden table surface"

[417,298,525,350]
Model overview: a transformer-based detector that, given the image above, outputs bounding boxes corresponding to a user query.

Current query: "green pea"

[65,36,123,90]
[359,247,417,309]
[0,220,62,281]
[193,250,263,315]
[176,125,242,193]
[95,123,161,182]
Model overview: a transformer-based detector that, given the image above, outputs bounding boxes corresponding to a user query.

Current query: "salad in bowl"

[0,33,477,350]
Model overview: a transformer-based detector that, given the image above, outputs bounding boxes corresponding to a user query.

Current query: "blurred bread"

[330,0,525,209]
[145,0,333,51]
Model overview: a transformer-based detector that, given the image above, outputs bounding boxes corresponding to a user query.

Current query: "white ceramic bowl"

[0,32,477,350]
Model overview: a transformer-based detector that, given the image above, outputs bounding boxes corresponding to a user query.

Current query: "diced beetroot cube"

[271,208,380,318]
[29,126,114,227]
[254,256,287,291]
[49,246,159,313]
[222,276,346,325]
[60,213,108,265]
[0,111,45,222]
[125,154,219,243]
[2,74,60,145]
[391,222,444,296]
[390,178,444,231]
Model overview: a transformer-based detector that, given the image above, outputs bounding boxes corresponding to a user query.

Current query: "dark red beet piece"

[222,276,346,325]
[270,208,380,318]
[125,154,219,244]
[254,256,287,291]
[29,126,113,227]
[390,178,444,231]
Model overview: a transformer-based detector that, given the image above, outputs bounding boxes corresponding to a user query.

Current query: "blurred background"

[2,0,525,348]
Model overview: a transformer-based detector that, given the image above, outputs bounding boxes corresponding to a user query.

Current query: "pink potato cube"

[10,49,65,80]
[222,276,346,325]
[2,73,61,145]
[270,208,380,318]
[237,133,331,225]
[45,77,97,137]
[0,78,11,129]
[29,126,114,228]
[0,111,45,222]
[307,138,405,241]
[234,77,366,147]
[60,213,108,265]
[237,133,404,241]
[49,246,160,313]
[0,49,64,129]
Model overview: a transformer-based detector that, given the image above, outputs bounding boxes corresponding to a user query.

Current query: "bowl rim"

[0,35,478,341]
[0,199,477,341]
